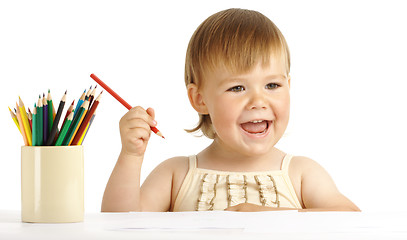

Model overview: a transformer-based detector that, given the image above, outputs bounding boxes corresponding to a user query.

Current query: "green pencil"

[55,111,73,146]
[62,100,88,146]
[47,89,53,134]
[37,95,43,146]
[32,104,37,146]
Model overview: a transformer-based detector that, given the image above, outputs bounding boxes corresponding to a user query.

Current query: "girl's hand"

[119,106,157,157]
[225,203,298,212]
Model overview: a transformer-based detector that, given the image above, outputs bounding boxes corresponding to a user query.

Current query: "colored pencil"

[78,115,93,145]
[88,85,97,107]
[71,91,102,145]
[28,108,32,130]
[85,86,92,101]
[47,89,53,133]
[73,90,86,119]
[8,107,21,133]
[90,73,164,138]
[55,112,73,146]
[46,91,67,146]
[16,103,29,146]
[18,97,32,146]
[32,105,37,146]
[37,95,44,146]
[62,100,89,146]
[61,100,74,129]
[42,94,48,144]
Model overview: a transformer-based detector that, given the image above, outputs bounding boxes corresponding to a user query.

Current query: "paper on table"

[244,211,407,234]
[103,210,297,232]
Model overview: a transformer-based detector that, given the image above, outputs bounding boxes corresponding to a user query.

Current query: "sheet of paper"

[102,210,297,231]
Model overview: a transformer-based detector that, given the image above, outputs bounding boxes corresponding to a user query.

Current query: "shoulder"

[157,156,190,172]
[156,156,192,209]
[144,156,189,183]
[289,155,325,175]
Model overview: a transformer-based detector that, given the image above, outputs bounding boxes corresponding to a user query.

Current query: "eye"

[265,83,280,90]
[227,85,245,92]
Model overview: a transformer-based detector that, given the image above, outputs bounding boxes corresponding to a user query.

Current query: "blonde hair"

[185,8,290,139]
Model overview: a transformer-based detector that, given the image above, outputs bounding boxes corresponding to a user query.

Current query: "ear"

[187,83,208,114]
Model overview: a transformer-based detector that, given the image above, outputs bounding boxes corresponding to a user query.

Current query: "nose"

[247,91,267,110]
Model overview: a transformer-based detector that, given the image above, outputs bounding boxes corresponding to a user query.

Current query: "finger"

[125,118,152,130]
[128,106,157,127]
[146,107,157,126]
[128,127,151,142]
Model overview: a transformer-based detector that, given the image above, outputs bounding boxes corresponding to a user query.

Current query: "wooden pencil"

[79,110,95,145]
[62,100,89,146]
[42,94,48,144]
[47,89,53,133]
[46,91,67,146]
[85,86,92,101]
[32,104,37,146]
[61,99,74,130]
[55,112,73,146]
[18,97,32,146]
[88,85,97,107]
[73,90,86,119]
[37,95,44,146]
[8,107,21,133]
[71,91,102,145]
[16,103,29,146]
[28,108,32,131]
[90,73,164,138]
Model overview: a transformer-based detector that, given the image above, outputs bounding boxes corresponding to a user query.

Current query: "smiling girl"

[101,8,360,212]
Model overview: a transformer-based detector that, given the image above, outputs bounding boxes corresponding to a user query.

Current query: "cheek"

[275,94,290,124]
[208,97,239,131]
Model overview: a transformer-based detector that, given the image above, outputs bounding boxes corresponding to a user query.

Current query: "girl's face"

[199,56,290,157]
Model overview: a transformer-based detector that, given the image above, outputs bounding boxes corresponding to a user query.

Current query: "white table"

[1,210,406,239]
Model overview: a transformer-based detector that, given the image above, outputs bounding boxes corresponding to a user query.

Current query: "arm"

[101,106,169,212]
[299,157,360,211]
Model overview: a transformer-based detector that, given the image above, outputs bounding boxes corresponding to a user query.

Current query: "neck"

[197,139,284,172]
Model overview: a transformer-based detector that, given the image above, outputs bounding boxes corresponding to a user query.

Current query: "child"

[101,8,360,212]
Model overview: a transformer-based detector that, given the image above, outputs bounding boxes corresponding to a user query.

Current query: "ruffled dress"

[173,154,302,211]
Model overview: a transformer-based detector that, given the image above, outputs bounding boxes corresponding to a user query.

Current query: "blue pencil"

[73,89,86,119]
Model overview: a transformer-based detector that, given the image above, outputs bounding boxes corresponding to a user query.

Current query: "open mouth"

[240,120,270,135]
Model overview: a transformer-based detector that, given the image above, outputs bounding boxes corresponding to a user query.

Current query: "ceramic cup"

[21,146,84,223]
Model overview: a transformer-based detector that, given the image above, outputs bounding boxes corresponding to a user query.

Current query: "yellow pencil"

[18,97,32,146]
[16,103,29,146]
[9,107,21,133]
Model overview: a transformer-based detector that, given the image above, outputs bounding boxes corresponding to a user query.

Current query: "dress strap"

[188,155,197,169]
[281,154,293,173]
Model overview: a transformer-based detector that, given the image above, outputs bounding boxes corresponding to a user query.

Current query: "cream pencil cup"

[21,146,84,223]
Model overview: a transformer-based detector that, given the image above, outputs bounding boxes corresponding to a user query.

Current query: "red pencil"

[90,73,164,138]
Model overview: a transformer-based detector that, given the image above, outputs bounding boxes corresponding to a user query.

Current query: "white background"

[1,0,406,213]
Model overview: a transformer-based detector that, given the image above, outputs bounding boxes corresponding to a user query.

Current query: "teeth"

[251,120,264,123]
